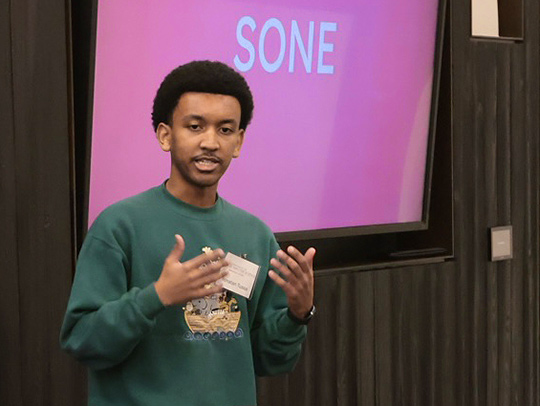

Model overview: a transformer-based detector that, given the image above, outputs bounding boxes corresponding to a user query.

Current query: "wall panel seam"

[7,0,23,404]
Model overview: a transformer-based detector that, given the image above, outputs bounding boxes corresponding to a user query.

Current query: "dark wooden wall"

[0,1,538,406]
[0,0,86,404]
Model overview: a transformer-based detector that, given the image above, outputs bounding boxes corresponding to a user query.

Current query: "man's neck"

[165,178,218,208]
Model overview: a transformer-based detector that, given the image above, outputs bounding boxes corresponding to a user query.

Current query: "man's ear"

[233,129,245,158]
[156,123,172,152]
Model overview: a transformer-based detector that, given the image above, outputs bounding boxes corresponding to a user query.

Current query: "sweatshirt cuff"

[277,308,307,338]
[135,283,166,319]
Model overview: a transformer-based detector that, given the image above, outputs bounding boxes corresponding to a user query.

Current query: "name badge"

[221,253,260,299]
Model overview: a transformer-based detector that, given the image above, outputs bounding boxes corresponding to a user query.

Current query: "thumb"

[167,234,185,263]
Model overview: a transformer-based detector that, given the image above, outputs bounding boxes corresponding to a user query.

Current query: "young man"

[60,60,316,406]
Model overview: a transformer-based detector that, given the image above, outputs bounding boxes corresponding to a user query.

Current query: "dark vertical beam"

[373,270,393,406]
[481,39,500,406]
[522,0,540,402]
[451,0,476,405]
[0,0,23,404]
[311,274,339,406]
[335,274,357,405]
[437,262,458,406]
[71,0,97,251]
[494,43,513,406]
[8,0,85,404]
[508,31,526,406]
[355,272,375,406]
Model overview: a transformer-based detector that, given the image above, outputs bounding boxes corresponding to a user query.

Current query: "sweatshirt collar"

[158,181,223,220]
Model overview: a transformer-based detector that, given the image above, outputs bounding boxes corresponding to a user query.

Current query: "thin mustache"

[193,154,222,163]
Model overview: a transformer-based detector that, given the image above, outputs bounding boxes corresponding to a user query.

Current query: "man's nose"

[200,128,219,150]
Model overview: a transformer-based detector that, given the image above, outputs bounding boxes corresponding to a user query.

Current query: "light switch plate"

[490,226,513,261]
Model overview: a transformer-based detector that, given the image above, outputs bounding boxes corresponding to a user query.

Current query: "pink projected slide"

[89,0,439,233]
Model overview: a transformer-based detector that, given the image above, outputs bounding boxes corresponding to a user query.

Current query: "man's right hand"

[154,234,228,306]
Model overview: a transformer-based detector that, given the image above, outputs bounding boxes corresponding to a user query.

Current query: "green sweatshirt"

[60,183,306,406]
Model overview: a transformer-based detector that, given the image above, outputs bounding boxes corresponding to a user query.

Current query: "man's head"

[153,61,253,202]
[152,60,254,132]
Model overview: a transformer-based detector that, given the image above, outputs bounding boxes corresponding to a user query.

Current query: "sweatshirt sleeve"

[60,235,164,370]
[249,238,307,376]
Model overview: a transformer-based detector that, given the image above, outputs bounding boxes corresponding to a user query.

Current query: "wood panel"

[0,0,23,404]
[1,0,86,405]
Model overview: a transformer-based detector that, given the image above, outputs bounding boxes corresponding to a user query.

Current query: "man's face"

[157,92,244,191]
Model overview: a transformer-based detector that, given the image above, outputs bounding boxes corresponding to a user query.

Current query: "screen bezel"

[71,0,452,267]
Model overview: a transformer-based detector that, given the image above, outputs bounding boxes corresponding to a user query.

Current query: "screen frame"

[71,0,453,269]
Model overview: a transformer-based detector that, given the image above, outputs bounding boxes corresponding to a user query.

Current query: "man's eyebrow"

[183,114,204,121]
[182,115,238,125]
[218,118,239,126]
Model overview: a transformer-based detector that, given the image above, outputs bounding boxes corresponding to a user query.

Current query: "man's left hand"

[269,246,316,320]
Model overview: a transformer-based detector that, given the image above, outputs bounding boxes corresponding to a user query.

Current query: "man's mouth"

[193,156,221,171]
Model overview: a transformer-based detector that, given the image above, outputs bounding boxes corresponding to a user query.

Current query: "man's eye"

[189,124,201,131]
[220,127,234,134]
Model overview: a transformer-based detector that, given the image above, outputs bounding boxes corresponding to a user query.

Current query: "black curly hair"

[151,60,254,131]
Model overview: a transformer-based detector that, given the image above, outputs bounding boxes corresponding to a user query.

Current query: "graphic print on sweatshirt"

[183,247,243,341]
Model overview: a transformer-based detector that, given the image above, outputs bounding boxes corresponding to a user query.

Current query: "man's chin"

[173,166,225,189]
[190,174,222,188]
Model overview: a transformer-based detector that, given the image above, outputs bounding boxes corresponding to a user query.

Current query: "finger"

[268,270,295,295]
[184,248,226,269]
[197,260,229,280]
[305,247,316,265]
[270,258,293,281]
[199,269,229,287]
[286,246,315,275]
[193,284,225,299]
[166,234,185,263]
[276,250,304,280]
